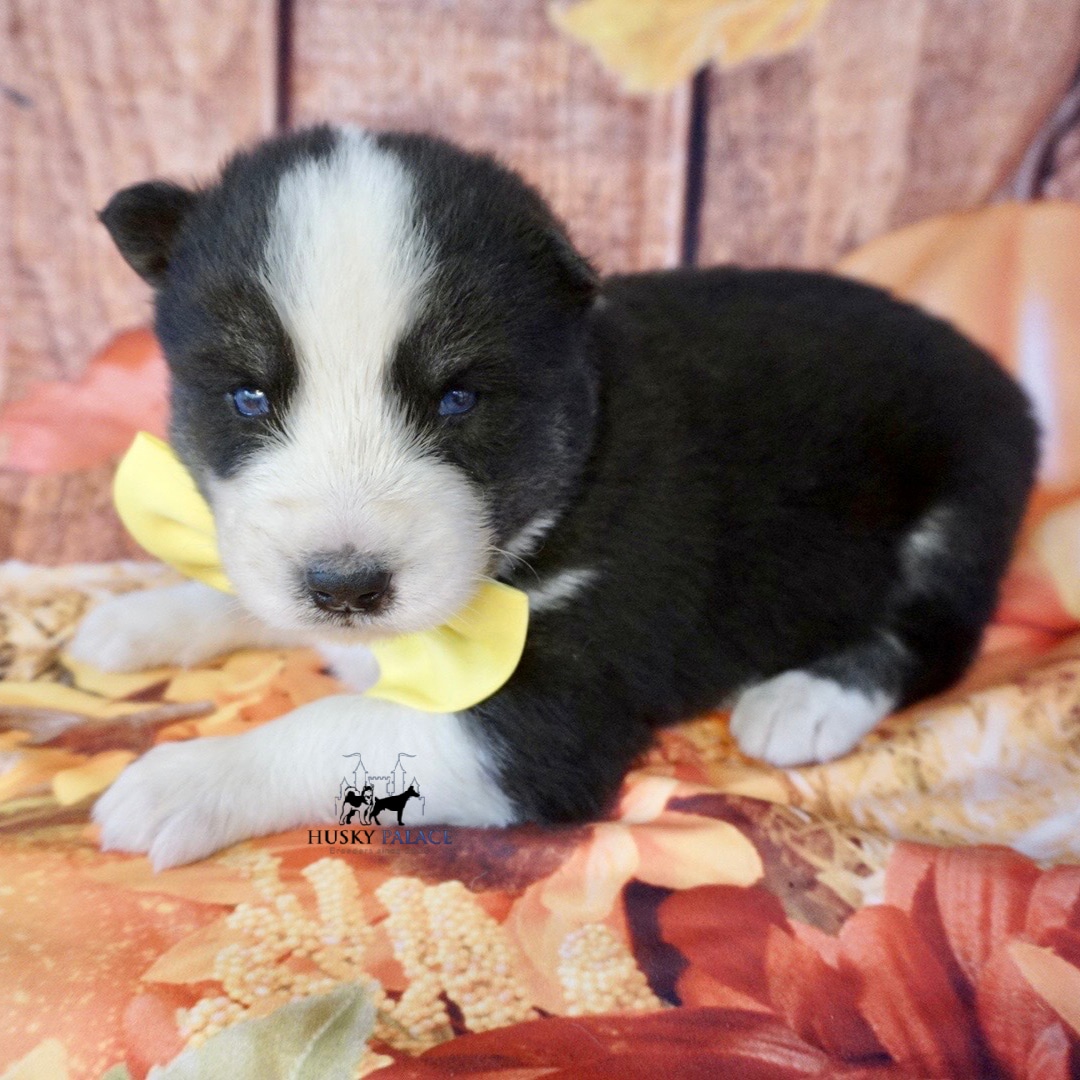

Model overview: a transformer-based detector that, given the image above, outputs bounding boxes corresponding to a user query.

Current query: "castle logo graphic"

[336,751,426,827]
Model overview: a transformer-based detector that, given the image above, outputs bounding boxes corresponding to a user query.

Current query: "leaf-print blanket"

[4,202,1080,1078]
[1,558,1080,1080]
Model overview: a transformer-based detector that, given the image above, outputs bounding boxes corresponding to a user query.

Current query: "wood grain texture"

[288,0,691,274]
[1045,124,1080,201]
[0,0,277,406]
[696,0,1080,268]
[0,467,146,563]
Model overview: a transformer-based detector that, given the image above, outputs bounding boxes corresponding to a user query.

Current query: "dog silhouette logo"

[337,752,425,826]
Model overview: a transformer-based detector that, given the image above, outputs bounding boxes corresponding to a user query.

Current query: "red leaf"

[658,885,788,1009]
[1025,865,1080,942]
[839,905,980,1078]
[0,328,166,473]
[369,1008,913,1079]
[122,988,190,1079]
[883,843,937,913]
[789,920,842,968]
[1024,1021,1074,1080]
[1042,926,1080,969]
[933,845,1040,987]
[975,942,1059,1077]
[764,924,883,1060]
[883,842,965,993]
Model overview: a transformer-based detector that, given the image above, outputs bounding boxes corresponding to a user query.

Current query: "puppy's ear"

[549,229,599,309]
[98,181,198,287]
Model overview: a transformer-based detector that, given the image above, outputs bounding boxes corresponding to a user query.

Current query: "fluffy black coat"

[100,128,1038,829]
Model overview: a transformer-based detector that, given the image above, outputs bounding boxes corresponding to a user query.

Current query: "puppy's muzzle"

[304,557,392,616]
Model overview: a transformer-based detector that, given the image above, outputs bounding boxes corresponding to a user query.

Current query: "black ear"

[549,229,600,309]
[98,181,198,287]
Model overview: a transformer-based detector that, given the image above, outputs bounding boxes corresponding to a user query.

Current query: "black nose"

[304,562,392,615]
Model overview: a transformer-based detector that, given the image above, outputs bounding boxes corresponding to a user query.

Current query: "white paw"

[316,642,380,693]
[93,736,259,869]
[730,671,892,767]
[67,581,272,672]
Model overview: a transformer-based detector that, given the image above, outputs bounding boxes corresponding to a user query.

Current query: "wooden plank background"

[2,0,1080,561]
[289,0,691,275]
[696,0,1080,267]
[0,0,277,404]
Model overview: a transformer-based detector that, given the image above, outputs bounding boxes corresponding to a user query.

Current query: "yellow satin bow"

[112,432,529,713]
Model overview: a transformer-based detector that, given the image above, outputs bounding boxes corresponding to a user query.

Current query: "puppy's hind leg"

[730,637,901,767]
[734,475,1034,767]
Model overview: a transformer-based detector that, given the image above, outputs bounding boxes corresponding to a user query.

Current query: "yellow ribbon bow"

[112,432,529,713]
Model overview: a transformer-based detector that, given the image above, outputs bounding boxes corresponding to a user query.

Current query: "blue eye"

[231,387,270,418]
[438,387,478,417]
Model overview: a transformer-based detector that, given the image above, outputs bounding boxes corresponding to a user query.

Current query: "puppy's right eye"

[230,387,271,418]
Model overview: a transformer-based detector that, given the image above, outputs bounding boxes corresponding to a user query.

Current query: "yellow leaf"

[0,1039,69,1080]
[551,0,834,91]
[1034,500,1080,621]
[141,913,239,983]
[0,747,85,803]
[163,668,232,704]
[619,773,681,823]
[1009,939,1080,1037]
[63,655,174,698]
[0,680,143,718]
[87,856,263,905]
[541,823,640,921]
[632,813,764,890]
[219,650,285,695]
[51,750,135,805]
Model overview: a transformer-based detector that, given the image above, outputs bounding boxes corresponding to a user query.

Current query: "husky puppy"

[71,126,1037,868]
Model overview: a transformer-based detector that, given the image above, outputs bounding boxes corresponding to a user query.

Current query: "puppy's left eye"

[231,386,271,418]
[438,387,478,417]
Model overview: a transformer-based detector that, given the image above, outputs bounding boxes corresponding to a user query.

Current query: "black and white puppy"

[71,125,1038,868]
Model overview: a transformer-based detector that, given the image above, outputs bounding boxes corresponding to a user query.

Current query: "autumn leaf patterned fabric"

[3,203,1080,1077]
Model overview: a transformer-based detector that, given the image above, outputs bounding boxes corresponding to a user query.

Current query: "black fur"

[100,128,1039,828]
[472,268,1037,821]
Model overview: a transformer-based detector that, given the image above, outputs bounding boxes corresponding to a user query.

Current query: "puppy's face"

[102,127,597,638]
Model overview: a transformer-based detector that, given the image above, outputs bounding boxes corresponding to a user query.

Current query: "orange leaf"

[1009,939,1080,1037]
[0,328,166,473]
[764,924,882,1060]
[140,914,237,984]
[975,942,1059,1077]
[882,842,964,992]
[660,884,787,1009]
[883,842,937,913]
[1025,865,1080,941]
[122,990,188,1079]
[504,824,638,1013]
[631,813,763,891]
[838,905,979,1078]
[1024,1022,1073,1080]
[933,845,1040,987]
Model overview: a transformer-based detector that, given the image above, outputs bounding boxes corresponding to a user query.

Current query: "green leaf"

[100,1067,132,1080]
[150,982,376,1080]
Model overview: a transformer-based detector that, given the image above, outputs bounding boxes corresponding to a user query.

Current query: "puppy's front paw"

[68,582,251,672]
[730,671,891,767]
[93,737,255,869]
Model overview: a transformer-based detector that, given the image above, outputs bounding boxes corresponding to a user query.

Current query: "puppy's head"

[101,126,597,638]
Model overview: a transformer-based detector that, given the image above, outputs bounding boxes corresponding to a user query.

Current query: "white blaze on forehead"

[259,127,434,457]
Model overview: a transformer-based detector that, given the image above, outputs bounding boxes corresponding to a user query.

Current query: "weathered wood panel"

[0,0,277,405]
[0,467,143,563]
[696,0,1080,268]
[289,0,690,274]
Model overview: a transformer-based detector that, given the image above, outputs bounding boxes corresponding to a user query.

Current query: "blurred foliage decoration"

[550,0,835,91]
